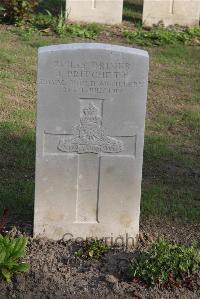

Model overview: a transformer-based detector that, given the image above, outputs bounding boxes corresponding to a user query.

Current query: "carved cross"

[92,0,97,9]
[170,0,175,14]
[45,98,136,223]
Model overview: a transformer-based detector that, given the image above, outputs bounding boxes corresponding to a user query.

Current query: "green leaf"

[1,268,12,283]
[0,235,30,283]
[0,250,6,263]
[88,250,94,257]
[13,262,30,272]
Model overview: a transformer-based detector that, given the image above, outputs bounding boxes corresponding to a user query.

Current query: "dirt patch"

[0,222,199,298]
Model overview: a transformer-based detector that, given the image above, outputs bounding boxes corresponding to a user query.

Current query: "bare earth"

[0,220,199,298]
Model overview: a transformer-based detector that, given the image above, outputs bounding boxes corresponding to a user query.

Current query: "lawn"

[0,24,199,230]
[0,0,199,229]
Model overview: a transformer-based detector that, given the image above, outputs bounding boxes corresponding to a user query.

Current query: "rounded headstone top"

[38,43,148,58]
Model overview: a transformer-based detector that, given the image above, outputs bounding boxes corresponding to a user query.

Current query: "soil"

[0,220,199,298]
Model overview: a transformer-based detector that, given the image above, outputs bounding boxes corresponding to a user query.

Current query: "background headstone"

[34,43,149,242]
[66,0,123,24]
[143,0,200,27]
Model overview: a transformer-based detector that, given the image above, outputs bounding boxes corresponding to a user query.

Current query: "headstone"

[34,43,149,242]
[143,0,200,27]
[66,0,123,24]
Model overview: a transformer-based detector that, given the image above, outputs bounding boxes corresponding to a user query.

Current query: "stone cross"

[44,98,135,224]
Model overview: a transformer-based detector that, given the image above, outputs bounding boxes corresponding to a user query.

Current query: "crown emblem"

[80,103,101,124]
[57,102,124,154]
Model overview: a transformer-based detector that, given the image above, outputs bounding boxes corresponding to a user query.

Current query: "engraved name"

[38,59,146,94]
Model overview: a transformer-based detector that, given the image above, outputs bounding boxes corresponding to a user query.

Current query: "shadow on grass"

[141,135,200,222]
[123,0,143,25]
[37,0,66,15]
[0,123,35,229]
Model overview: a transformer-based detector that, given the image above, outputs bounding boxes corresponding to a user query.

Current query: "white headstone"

[66,0,123,24]
[143,0,200,27]
[34,43,149,242]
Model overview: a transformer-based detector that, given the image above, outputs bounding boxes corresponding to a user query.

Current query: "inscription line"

[44,131,73,136]
[44,132,136,137]
[80,97,105,101]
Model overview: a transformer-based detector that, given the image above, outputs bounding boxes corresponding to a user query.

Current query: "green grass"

[0,121,35,222]
[0,24,199,227]
[141,186,199,222]
[0,29,36,224]
[191,93,200,103]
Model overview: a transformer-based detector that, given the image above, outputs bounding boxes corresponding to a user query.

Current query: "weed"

[64,23,103,38]
[55,7,66,36]
[1,0,39,23]
[123,27,200,46]
[75,239,109,259]
[129,240,200,285]
[30,12,53,30]
[0,234,30,282]
[25,8,103,38]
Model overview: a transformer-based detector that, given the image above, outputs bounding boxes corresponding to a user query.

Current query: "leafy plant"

[30,12,53,30]
[123,27,200,46]
[75,239,109,259]
[129,239,200,286]
[1,0,39,23]
[64,23,103,38]
[0,234,30,282]
[55,6,67,36]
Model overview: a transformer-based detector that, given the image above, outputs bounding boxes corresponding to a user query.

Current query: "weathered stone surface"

[34,43,149,241]
[66,0,123,24]
[143,0,200,27]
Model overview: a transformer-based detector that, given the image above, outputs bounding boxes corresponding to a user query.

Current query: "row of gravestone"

[34,43,149,243]
[66,0,200,27]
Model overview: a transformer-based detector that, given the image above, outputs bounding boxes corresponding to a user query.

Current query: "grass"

[0,17,199,226]
[141,42,199,223]
[0,28,36,225]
